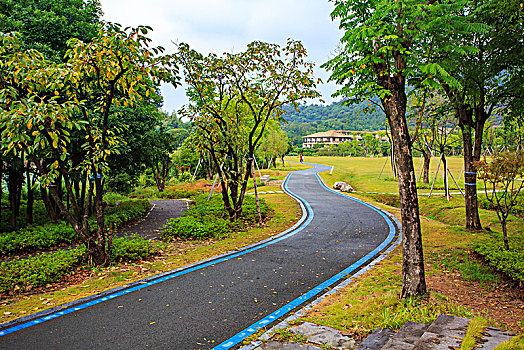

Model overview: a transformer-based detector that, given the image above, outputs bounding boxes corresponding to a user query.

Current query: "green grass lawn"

[284,155,523,338]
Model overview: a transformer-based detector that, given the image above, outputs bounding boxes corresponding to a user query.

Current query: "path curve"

[117,199,188,240]
[0,163,399,350]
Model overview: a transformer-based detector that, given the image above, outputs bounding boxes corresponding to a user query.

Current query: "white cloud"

[99,0,343,112]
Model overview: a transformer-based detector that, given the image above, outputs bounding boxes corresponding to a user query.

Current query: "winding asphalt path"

[0,163,398,350]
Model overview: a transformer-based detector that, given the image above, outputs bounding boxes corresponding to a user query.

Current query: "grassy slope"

[287,156,522,336]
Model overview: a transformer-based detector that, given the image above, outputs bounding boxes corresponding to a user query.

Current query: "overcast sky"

[99,0,343,113]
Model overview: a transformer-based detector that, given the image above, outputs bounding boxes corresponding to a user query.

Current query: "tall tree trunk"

[461,123,482,230]
[41,187,58,222]
[381,84,426,299]
[26,165,34,224]
[93,167,109,266]
[252,162,262,224]
[422,150,431,185]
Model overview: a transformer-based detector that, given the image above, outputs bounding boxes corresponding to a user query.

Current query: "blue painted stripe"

[0,171,314,337]
[213,170,397,350]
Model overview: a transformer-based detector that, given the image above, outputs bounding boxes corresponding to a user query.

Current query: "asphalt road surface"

[0,163,396,350]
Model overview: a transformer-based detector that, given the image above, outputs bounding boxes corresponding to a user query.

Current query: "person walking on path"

[300,154,304,163]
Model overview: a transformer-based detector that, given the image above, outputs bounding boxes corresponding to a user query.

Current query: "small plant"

[162,194,271,241]
[476,151,524,250]
[111,235,162,262]
[0,246,86,294]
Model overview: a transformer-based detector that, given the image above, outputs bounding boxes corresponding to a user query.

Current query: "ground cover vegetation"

[324,0,523,299]
[295,155,523,335]
[0,188,302,324]
[0,0,523,345]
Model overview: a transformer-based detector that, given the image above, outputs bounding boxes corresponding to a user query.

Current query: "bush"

[162,216,230,240]
[473,237,524,282]
[0,246,86,294]
[0,222,78,258]
[162,194,270,240]
[111,235,161,262]
[104,199,152,231]
[0,199,151,257]
[477,194,524,218]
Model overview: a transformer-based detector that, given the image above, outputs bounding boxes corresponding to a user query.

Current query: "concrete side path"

[0,164,397,350]
[117,199,188,240]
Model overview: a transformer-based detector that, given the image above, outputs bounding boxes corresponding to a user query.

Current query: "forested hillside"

[281,101,386,145]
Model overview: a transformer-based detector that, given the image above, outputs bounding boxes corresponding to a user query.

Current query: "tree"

[0,0,103,227]
[0,0,102,62]
[476,151,524,250]
[176,40,319,221]
[0,24,179,265]
[257,127,289,168]
[432,0,524,230]
[324,0,457,298]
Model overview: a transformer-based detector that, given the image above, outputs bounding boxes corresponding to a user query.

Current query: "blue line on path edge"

[212,171,397,350]
[0,172,314,338]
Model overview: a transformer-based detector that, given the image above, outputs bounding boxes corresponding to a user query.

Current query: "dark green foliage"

[0,245,86,294]
[104,199,151,231]
[162,194,271,240]
[281,101,386,145]
[0,222,77,258]
[0,201,51,233]
[111,235,161,262]
[163,216,230,240]
[473,236,524,282]
[477,194,524,218]
[0,199,151,257]
[0,0,102,62]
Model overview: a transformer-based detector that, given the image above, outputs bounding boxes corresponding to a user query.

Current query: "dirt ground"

[427,270,524,333]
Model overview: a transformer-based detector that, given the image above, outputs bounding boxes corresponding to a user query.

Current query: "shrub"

[162,216,230,240]
[0,199,151,257]
[0,222,78,258]
[162,194,270,240]
[473,237,524,282]
[104,199,152,231]
[111,235,161,262]
[0,246,86,294]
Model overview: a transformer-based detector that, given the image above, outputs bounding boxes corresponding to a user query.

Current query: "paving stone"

[412,315,470,350]
[414,331,467,350]
[253,341,322,350]
[290,322,356,349]
[474,327,517,350]
[382,321,429,350]
[424,314,469,338]
[356,327,396,350]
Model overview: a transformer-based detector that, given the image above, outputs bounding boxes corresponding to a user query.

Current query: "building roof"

[302,130,353,138]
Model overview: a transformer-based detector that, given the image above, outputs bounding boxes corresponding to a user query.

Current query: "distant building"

[302,130,387,149]
[302,130,356,149]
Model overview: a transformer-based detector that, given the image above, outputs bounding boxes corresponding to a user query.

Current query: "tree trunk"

[93,168,109,266]
[422,150,431,185]
[41,187,59,222]
[461,124,482,230]
[502,218,509,251]
[252,162,262,224]
[381,87,426,299]
[26,165,34,224]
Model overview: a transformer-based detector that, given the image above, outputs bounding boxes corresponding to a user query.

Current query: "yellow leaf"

[52,140,58,148]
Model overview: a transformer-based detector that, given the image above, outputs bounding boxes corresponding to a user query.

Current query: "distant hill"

[281,101,387,145]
